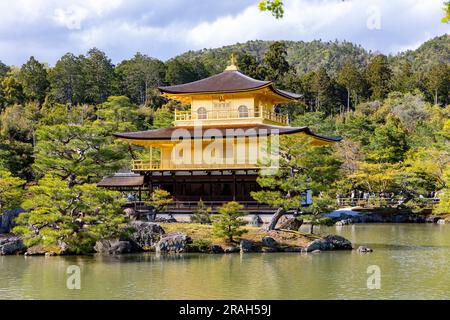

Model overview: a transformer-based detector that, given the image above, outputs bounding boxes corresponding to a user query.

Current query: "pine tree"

[337,58,365,112]
[366,54,392,100]
[50,53,87,105]
[190,199,212,224]
[0,169,25,215]
[13,175,127,253]
[83,48,115,104]
[19,56,50,103]
[252,135,341,230]
[263,41,290,84]
[212,202,248,242]
[426,63,450,105]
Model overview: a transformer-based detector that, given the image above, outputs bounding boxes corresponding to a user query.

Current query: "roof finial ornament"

[225,53,239,71]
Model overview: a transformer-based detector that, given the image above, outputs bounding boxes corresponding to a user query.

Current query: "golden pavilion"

[99,57,341,213]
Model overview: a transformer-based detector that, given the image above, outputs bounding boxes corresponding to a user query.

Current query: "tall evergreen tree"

[426,63,450,105]
[337,58,365,112]
[312,67,339,114]
[116,53,166,105]
[19,56,50,103]
[263,41,290,84]
[366,54,392,100]
[50,53,87,105]
[83,48,115,104]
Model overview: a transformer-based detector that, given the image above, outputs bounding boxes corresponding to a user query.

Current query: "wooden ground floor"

[99,169,275,213]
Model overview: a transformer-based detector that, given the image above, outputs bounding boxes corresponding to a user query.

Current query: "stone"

[262,236,277,248]
[223,246,240,253]
[240,239,253,253]
[25,245,51,256]
[0,209,25,234]
[250,215,263,227]
[156,233,192,253]
[336,219,353,226]
[124,208,139,220]
[276,216,303,231]
[306,235,353,252]
[426,216,441,223]
[437,219,448,225]
[0,235,26,255]
[311,250,322,254]
[45,252,57,257]
[94,240,133,255]
[128,221,165,251]
[356,246,373,253]
[210,245,225,254]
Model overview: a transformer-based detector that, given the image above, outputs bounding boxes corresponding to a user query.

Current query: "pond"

[1,224,450,300]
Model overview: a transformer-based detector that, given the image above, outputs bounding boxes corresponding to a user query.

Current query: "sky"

[0,0,448,66]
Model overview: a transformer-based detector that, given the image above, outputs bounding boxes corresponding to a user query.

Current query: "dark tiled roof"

[114,124,342,143]
[159,70,301,100]
[97,175,144,188]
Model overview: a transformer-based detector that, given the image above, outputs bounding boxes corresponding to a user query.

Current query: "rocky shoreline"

[0,221,366,256]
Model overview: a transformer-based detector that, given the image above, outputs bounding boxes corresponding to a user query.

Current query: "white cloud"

[0,0,447,66]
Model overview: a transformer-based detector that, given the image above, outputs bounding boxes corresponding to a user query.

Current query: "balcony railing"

[174,108,289,125]
[132,159,260,171]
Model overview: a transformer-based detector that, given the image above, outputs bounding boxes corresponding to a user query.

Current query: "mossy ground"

[160,223,319,249]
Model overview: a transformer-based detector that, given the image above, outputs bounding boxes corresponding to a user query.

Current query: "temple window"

[197,107,207,119]
[238,105,249,118]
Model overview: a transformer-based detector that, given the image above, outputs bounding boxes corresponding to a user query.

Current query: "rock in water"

[262,236,277,248]
[156,233,192,253]
[240,240,253,253]
[94,240,133,255]
[306,235,353,252]
[0,235,26,255]
[276,216,303,231]
[425,216,440,223]
[128,221,165,251]
[357,246,373,253]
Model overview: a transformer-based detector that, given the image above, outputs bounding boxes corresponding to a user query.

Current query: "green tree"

[252,136,341,230]
[367,116,409,163]
[153,104,174,129]
[116,53,166,105]
[190,199,212,224]
[337,58,366,112]
[263,41,290,84]
[13,175,127,253]
[426,63,450,105]
[33,123,126,186]
[0,76,24,110]
[148,188,173,216]
[83,48,115,104]
[237,53,267,79]
[312,67,339,114]
[19,56,49,103]
[442,1,450,23]
[259,0,284,19]
[165,58,208,85]
[212,202,248,242]
[0,169,25,215]
[0,61,10,78]
[391,60,417,93]
[299,195,335,234]
[50,53,86,105]
[366,54,392,100]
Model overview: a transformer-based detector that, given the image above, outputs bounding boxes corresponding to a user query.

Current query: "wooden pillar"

[233,171,237,201]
